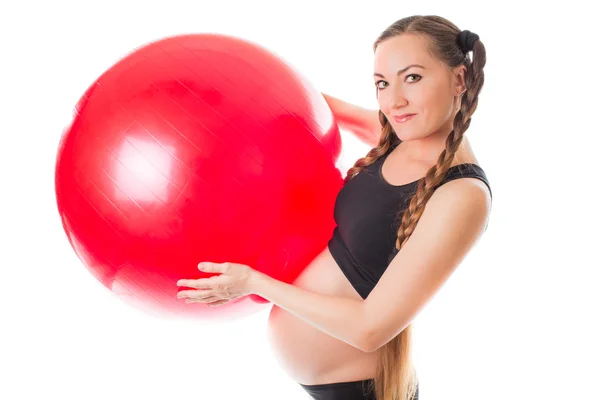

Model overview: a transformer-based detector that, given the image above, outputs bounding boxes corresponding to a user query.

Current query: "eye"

[375,74,422,90]
[375,80,388,90]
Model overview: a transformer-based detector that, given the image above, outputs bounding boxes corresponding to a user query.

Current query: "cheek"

[437,95,457,121]
[376,95,392,123]
[376,90,388,110]
[423,89,454,119]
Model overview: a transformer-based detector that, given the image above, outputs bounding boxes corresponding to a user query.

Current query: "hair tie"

[458,30,479,53]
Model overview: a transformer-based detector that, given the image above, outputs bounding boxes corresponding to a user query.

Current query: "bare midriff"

[266,138,479,385]
[266,246,378,385]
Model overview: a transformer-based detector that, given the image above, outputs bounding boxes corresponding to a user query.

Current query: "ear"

[452,65,467,96]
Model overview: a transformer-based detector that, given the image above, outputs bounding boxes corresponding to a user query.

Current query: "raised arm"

[322,93,381,148]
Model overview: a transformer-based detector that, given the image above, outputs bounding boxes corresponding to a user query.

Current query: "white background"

[1,1,598,399]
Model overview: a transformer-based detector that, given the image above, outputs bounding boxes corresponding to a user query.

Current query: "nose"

[381,84,408,111]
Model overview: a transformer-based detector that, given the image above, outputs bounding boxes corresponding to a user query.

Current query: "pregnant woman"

[177,15,492,400]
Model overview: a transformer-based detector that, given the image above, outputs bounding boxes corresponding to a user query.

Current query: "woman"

[177,15,492,400]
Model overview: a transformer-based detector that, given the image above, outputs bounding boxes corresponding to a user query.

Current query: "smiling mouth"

[393,114,416,123]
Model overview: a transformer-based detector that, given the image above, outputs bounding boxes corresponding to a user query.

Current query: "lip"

[393,114,416,123]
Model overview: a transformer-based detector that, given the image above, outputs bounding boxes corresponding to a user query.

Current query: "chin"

[393,129,425,142]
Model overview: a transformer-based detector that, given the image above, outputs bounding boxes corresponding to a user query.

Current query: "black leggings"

[299,379,419,400]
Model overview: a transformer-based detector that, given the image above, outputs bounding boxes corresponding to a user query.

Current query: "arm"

[186,177,490,353]
[322,93,381,148]
[361,178,492,352]
[251,179,490,353]
[252,272,370,352]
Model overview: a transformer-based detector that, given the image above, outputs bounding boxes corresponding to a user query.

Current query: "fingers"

[176,268,236,305]
[198,262,230,274]
[178,288,213,297]
[185,296,221,304]
[207,299,230,307]
[177,275,220,289]
[185,298,230,308]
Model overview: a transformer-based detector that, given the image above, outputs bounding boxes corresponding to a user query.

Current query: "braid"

[395,39,485,252]
[343,16,488,400]
[345,41,486,254]
[344,111,399,182]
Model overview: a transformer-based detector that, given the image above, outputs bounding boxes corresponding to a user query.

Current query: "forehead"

[374,34,436,73]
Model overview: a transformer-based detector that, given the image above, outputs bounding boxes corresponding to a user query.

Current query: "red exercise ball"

[55,34,343,321]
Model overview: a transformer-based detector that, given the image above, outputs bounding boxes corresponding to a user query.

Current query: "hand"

[177,262,258,307]
[321,92,381,147]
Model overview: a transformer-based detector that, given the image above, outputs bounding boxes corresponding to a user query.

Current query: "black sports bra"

[327,145,492,299]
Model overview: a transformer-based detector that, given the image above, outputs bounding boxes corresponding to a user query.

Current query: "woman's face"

[374,34,466,142]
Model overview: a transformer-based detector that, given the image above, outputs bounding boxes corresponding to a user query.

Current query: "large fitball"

[55,34,343,321]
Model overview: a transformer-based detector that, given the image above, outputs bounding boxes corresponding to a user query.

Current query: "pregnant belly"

[266,246,378,385]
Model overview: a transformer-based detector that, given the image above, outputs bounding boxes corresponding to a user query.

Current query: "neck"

[397,129,471,166]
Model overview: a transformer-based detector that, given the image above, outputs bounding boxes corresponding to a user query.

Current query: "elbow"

[359,326,379,353]
[361,337,379,354]
[357,302,379,353]
[361,323,412,354]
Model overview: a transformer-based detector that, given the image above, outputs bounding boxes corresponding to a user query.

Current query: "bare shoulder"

[430,176,492,219]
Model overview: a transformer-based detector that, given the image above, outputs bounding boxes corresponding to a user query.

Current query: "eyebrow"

[373,64,426,78]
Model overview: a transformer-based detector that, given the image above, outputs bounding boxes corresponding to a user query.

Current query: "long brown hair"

[345,16,486,400]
